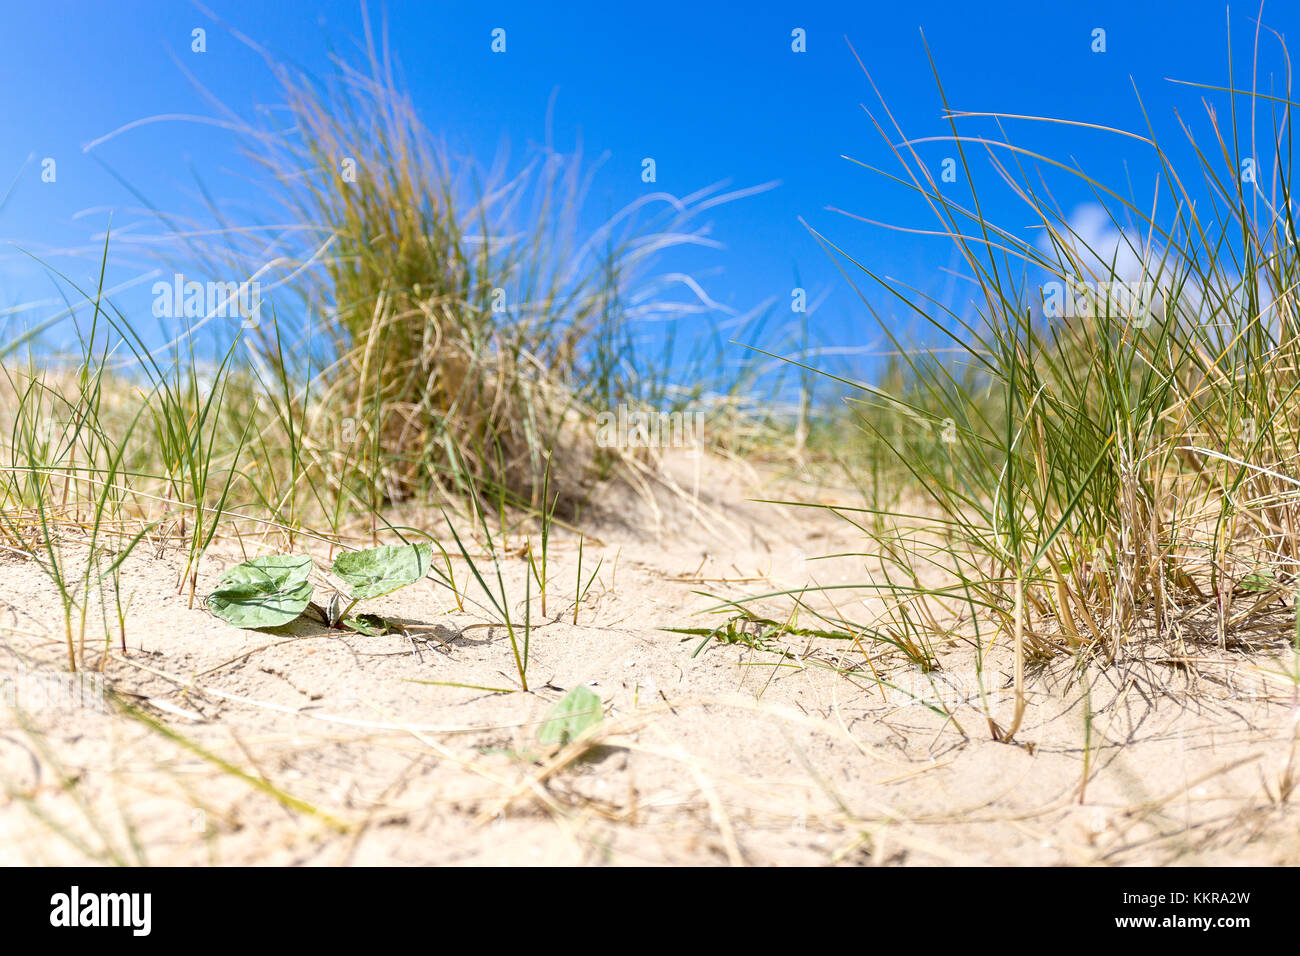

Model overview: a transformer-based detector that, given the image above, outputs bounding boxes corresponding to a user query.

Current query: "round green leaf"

[1241,569,1276,592]
[206,554,314,629]
[537,686,603,746]
[331,543,433,600]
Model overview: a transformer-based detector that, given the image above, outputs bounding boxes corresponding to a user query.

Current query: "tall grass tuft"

[211,32,773,520]
[778,27,1300,739]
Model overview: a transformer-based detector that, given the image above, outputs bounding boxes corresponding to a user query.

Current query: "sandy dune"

[2,452,1298,865]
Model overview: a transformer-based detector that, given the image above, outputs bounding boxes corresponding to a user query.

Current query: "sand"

[2,450,1298,865]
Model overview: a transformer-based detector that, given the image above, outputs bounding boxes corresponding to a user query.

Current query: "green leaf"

[343,613,400,636]
[206,555,314,629]
[537,686,603,746]
[1241,569,1276,592]
[332,543,433,600]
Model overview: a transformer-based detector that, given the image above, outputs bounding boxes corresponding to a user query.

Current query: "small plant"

[525,459,558,617]
[442,501,530,690]
[204,543,432,634]
[537,685,603,747]
[572,533,603,625]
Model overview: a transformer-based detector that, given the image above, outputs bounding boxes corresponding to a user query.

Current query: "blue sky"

[1,0,1295,381]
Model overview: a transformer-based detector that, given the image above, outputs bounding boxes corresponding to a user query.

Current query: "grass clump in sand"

[212,33,781,521]
[738,26,1300,740]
